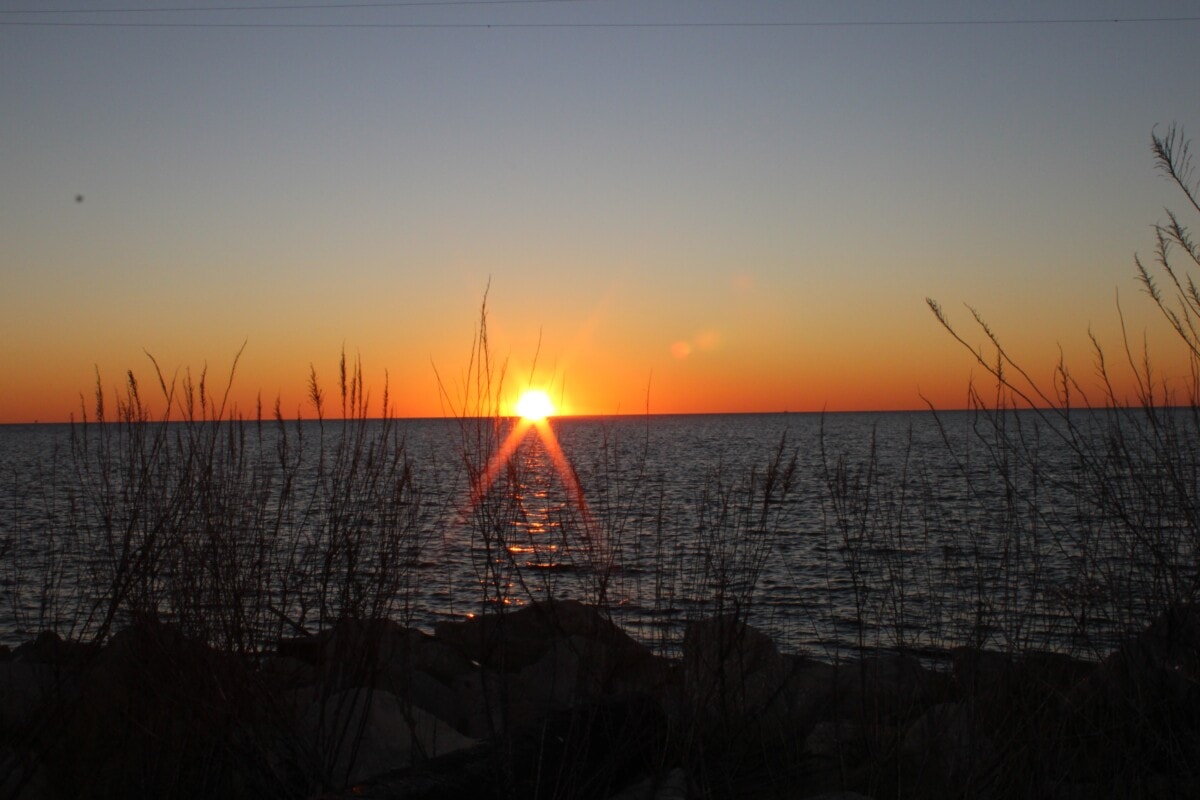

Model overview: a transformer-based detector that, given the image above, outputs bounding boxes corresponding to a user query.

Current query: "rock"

[349,695,669,800]
[434,599,651,675]
[375,666,462,733]
[11,631,93,667]
[450,668,509,738]
[259,653,319,692]
[606,767,689,800]
[1017,650,1092,695]
[46,621,298,798]
[780,654,837,721]
[299,687,476,788]
[338,740,499,799]
[0,748,52,800]
[1064,605,1200,782]
[459,633,667,736]
[0,662,57,733]
[516,634,599,710]
[506,693,669,799]
[682,614,790,720]
[317,618,420,683]
[286,617,478,701]
[804,719,868,759]
[684,615,781,678]
[1078,604,1200,711]
[277,634,323,665]
[832,653,942,723]
[951,646,1013,697]
[901,701,997,787]
[433,601,668,737]
[407,630,478,685]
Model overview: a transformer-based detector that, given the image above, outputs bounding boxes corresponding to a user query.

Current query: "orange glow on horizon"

[4,293,1198,424]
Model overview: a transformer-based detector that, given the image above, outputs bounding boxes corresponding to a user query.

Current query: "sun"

[516,389,555,421]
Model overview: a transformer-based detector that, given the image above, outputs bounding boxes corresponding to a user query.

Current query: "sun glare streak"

[468,418,532,510]
[530,418,594,532]
[461,414,597,547]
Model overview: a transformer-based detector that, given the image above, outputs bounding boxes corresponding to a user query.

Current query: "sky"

[2,1,1198,422]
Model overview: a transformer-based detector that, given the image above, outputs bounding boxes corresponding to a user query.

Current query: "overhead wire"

[0,0,597,12]
[4,18,1200,29]
[1,1,1198,29]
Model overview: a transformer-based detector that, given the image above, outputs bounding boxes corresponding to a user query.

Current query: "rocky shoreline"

[1,599,1197,798]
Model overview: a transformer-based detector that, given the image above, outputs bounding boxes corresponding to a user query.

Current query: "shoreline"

[2,599,1195,799]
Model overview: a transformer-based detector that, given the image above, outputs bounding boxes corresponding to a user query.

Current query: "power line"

[0,0,594,12]
[3,15,1199,29]
[1,1,1197,30]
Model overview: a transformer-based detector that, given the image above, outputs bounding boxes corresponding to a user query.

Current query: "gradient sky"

[2,1,1198,422]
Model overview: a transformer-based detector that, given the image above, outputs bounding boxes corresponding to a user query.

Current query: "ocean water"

[1,409,1197,660]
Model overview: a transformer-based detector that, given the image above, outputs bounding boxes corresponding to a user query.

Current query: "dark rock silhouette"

[0,602,1197,798]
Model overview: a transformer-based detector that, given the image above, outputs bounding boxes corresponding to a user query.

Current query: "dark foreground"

[1,600,1198,799]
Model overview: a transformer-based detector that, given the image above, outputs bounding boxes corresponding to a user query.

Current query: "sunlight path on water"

[465,416,595,539]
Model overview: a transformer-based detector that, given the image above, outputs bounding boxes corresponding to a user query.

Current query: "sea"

[1,409,1196,661]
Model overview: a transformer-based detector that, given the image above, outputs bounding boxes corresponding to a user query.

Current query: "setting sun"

[516,389,555,421]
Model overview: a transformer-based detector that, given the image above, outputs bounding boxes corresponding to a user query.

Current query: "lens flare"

[461,394,595,546]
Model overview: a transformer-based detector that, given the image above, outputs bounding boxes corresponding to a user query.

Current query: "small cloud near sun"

[671,329,721,360]
[732,273,755,291]
[694,329,720,351]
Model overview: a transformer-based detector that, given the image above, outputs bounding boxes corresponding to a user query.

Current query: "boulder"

[1076,604,1200,712]
[1064,605,1200,781]
[434,599,651,676]
[11,631,93,667]
[283,617,478,701]
[505,693,669,799]
[45,621,296,798]
[682,615,790,720]
[0,662,58,733]
[433,600,669,738]
[1017,650,1092,695]
[333,740,500,799]
[605,767,689,800]
[901,701,997,787]
[448,641,630,739]
[450,668,509,738]
[351,694,669,800]
[804,719,868,759]
[0,748,52,800]
[950,646,1014,697]
[258,653,319,693]
[515,634,601,711]
[299,687,476,788]
[779,654,838,721]
[374,666,463,734]
[407,630,478,685]
[832,653,942,723]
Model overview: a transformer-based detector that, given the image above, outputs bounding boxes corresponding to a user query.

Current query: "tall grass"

[917,124,1200,657]
[803,125,1200,671]
[1,126,1198,797]
[44,348,424,654]
[0,348,429,796]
